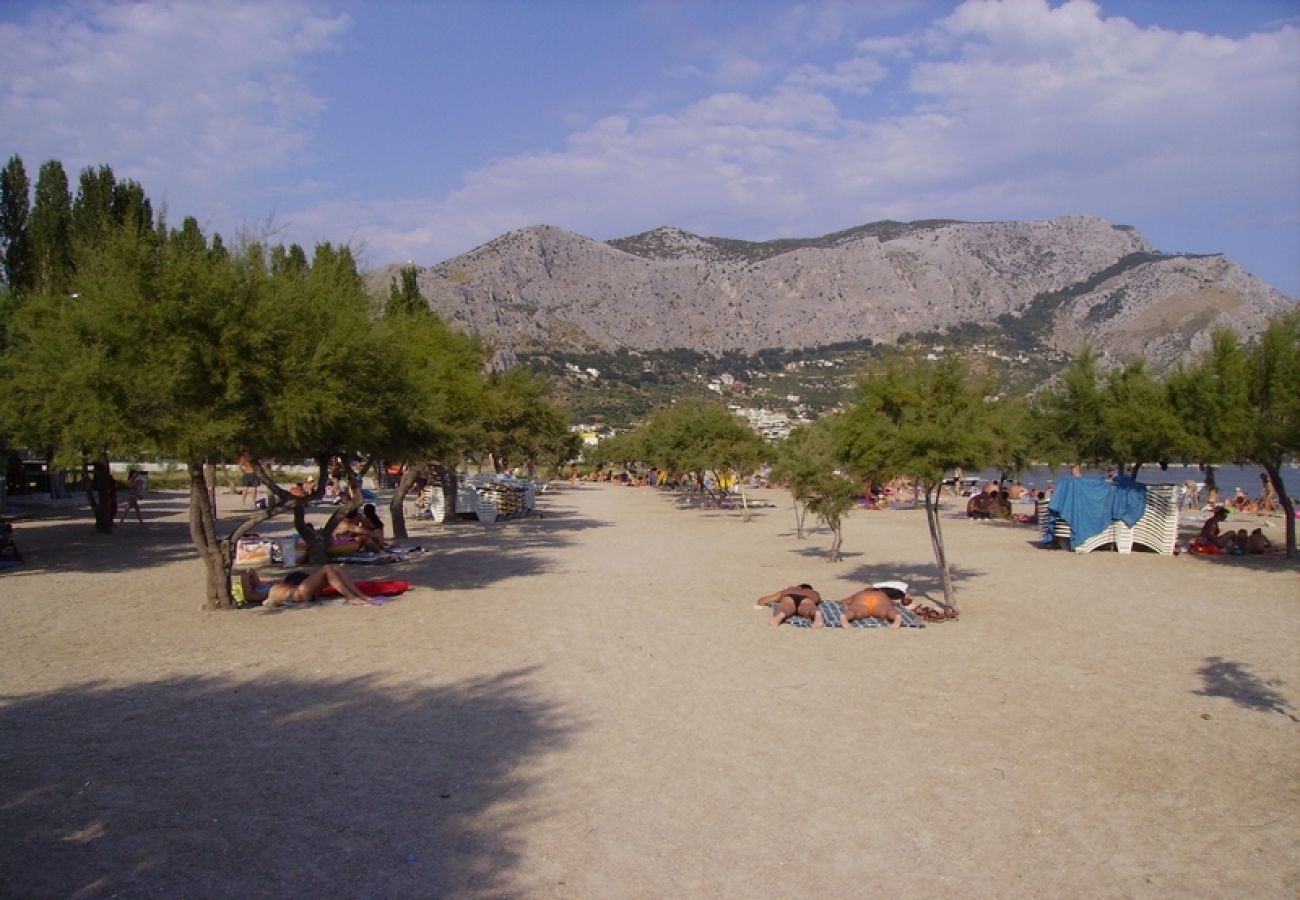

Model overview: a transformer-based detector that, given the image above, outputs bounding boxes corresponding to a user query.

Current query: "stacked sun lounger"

[1124,483,1179,555]
[1070,483,1179,555]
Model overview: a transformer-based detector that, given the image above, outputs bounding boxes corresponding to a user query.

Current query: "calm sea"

[971,464,1298,502]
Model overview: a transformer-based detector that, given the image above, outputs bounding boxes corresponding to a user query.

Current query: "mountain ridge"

[370,215,1293,370]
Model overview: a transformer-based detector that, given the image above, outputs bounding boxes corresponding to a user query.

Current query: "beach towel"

[1047,475,1148,550]
[783,600,925,629]
[339,552,397,565]
[318,579,410,598]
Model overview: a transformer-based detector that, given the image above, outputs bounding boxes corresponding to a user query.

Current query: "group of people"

[1181,474,1282,515]
[756,583,957,629]
[966,488,1013,520]
[1196,507,1273,555]
[335,503,388,554]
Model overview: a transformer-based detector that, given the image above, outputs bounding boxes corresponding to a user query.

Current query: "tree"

[1164,329,1253,498]
[474,368,575,476]
[835,358,999,610]
[0,155,33,294]
[1241,313,1300,557]
[28,159,74,296]
[632,400,768,514]
[375,300,490,538]
[387,265,426,317]
[1100,360,1189,478]
[773,419,858,558]
[1031,349,1107,469]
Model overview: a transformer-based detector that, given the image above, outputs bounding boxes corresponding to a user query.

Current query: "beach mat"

[782,600,925,629]
[340,552,398,565]
[319,579,410,598]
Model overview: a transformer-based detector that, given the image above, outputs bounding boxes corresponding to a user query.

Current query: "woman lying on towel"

[842,585,957,626]
[241,564,377,607]
[756,584,825,628]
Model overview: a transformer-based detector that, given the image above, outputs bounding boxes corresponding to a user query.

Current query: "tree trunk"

[188,462,235,609]
[792,496,806,539]
[1263,462,1296,558]
[88,458,115,534]
[923,481,958,612]
[739,482,751,522]
[435,462,459,518]
[389,463,420,540]
[826,517,842,562]
[1129,462,1142,479]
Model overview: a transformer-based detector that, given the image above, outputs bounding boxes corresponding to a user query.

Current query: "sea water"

[966,464,1297,503]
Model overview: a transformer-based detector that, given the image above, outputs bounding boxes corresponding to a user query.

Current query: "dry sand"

[1,484,1297,899]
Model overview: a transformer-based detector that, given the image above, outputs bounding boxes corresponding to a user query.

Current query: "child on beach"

[756,584,825,628]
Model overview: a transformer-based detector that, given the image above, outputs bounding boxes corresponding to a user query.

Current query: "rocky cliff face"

[375,215,1292,371]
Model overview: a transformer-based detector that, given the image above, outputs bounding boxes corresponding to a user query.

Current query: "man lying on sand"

[756,584,825,628]
[242,564,377,607]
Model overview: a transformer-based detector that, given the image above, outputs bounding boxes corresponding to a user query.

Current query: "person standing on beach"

[1257,473,1279,513]
[238,455,259,507]
[118,469,145,524]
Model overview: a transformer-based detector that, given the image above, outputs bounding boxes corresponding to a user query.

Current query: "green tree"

[631,400,770,518]
[772,419,858,558]
[1100,360,1190,478]
[1242,313,1300,556]
[29,159,74,295]
[0,155,33,294]
[474,368,575,479]
[376,301,490,537]
[835,358,999,610]
[1165,329,1253,498]
[1031,349,1107,469]
[386,265,426,318]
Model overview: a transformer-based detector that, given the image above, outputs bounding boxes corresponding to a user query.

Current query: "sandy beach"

[1,483,1297,899]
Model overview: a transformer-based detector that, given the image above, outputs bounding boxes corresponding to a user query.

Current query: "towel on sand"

[783,600,925,629]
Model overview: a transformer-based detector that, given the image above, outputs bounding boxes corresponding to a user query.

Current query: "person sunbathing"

[840,587,912,629]
[241,564,375,607]
[756,584,825,628]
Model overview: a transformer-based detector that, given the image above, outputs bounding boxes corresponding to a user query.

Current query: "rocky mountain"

[375,215,1293,371]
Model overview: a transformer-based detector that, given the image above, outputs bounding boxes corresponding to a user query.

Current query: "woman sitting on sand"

[336,507,386,554]
[241,564,376,607]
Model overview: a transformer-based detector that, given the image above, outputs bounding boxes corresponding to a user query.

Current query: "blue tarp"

[1047,475,1148,550]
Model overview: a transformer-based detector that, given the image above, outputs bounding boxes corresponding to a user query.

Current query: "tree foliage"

[836,358,999,608]
[772,419,858,557]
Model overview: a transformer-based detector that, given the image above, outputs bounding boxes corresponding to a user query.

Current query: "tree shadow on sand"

[405,509,608,590]
[839,561,983,604]
[2,494,609,594]
[1193,657,1299,722]
[1,493,202,576]
[0,668,577,898]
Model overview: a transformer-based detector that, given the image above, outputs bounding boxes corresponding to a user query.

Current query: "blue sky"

[2,0,1298,295]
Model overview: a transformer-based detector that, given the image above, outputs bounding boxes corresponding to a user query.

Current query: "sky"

[2,0,1298,295]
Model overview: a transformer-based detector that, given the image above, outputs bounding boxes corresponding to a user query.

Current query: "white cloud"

[0,1,347,215]
[312,0,1296,282]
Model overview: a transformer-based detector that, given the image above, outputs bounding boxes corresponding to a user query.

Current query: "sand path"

[1,484,1297,898]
